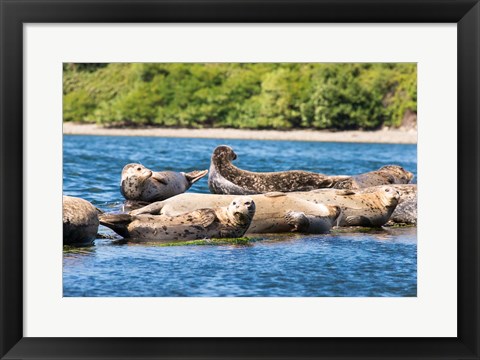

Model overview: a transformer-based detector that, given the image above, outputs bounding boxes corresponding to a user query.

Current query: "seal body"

[133,187,398,228]
[332,165,414,189]
[293,187,400,227]
[361,184,417,225]
[120,163,208,202]
[208,145,413,194]
[208,145,348,195]
[131,192,341,234]
[63,195,100,245]
[99,197,255,241]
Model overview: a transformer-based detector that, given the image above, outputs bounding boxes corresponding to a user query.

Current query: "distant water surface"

[63,135,417,297]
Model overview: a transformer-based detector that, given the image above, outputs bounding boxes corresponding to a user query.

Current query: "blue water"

[63,135,417,297]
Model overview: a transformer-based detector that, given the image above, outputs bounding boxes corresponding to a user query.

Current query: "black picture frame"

[1,1,479,359]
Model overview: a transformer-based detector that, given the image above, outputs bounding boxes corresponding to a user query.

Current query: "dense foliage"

[63,63,416,130]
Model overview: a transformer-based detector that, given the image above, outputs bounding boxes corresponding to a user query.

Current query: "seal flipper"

[185,169,209,184]
[150,173,168,185]
[334,189,356,196]
[264,192,286,198]
[343,215,373,227]
[98,213,133,238]
[130,201,165,216]
[285,211,309,232]
[188,209,217,228]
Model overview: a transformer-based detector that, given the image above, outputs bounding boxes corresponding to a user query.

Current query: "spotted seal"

[131,192,341,234]
[332,165,414,189]
[63,195,100,245]
[208,145,349,195]
[208,145,413,195]
[120,163,208,202]
[99,197,255,241]
[361,184,417,225]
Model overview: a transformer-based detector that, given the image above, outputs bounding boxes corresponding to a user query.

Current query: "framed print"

[1,0,479,359]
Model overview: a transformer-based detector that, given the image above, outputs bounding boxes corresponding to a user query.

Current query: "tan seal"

[63,195,100,245]
[131,192,341,234]
[361,184,417,225]
[133,187,398,228]
[293,187,401,227]
[99,197,255,241]
[120,163,208,202]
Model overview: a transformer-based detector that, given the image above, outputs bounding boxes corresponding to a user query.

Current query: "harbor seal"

[208,145,348,195]
[63,195,100,245]
[361,184,417,225]
[99,197,256,241]
[131,192,341,234]
[133,187,398,228]
[332,165,414,189]
[208,145,413,194]
[293,187,400,227]
[120,163,208,202]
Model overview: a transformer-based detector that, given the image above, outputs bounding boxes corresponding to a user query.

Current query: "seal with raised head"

[208,145,348,195]
[131,192,341,234]
[63,195,101,245]
[208,145,413,195]
[99,197,255,241]
[332,165,414,189]
[120,163,208,202]
[361,184,417,225]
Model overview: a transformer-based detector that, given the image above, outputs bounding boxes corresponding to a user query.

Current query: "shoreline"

[63,123,417,144]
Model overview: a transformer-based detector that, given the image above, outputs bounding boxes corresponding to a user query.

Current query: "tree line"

[63,63,416,130]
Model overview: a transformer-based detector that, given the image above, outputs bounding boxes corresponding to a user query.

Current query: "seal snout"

[230,196,256,222]
[383,187,401,204]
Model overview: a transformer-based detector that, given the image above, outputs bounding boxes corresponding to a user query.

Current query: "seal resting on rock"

[332,165,414,189]
[293,187,400,227]
[63,195,100,245]
[131,192,341,234]
[208,145,413,194]
[208,145,348,195]
[132,187,398,228]
[120,163,208,202]
[99,197,255,241]
[361,184,417,225]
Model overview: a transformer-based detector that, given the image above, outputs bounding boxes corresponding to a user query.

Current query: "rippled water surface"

[63,135,417,297]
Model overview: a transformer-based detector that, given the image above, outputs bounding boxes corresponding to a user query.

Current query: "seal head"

[378,165,414,184]
[120,163,208,202]
[226,196,256,226]
[120,163,154,199]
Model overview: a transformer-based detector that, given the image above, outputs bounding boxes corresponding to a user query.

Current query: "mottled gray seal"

[332,165,414,189]
[120,163,208,202]
[208,145,348,195]
[361,184,417,225]
[63,195,100,245]
[99,197,255,241]
[131,192,341,234]
[208,145,413,195]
